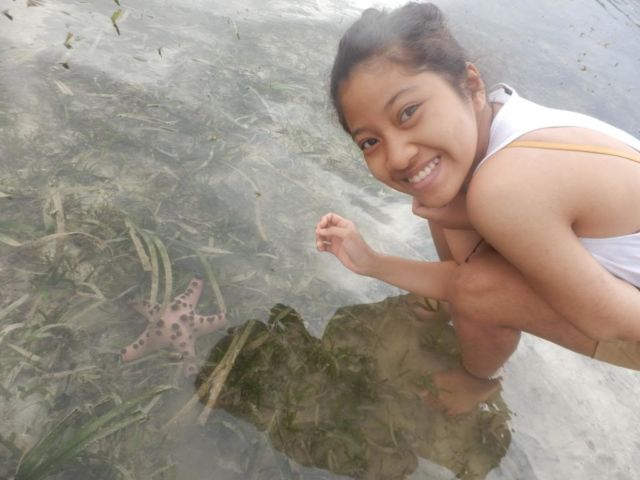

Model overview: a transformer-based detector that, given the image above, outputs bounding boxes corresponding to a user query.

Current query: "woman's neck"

[462,101,500,190]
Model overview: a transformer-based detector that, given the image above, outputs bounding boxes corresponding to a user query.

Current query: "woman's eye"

[399,104,419,123]
[359,138,378,151]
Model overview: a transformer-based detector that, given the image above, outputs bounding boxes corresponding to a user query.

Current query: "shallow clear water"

[0,0,639,479]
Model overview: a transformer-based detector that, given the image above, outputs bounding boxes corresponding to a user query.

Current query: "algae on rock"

[197,295,511,479]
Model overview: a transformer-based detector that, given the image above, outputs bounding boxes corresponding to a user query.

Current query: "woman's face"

[340,58,487,209]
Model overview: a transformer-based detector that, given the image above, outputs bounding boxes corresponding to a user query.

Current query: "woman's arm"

[315,212,456,300]
[468,152,640,340]
[368,254,457,300]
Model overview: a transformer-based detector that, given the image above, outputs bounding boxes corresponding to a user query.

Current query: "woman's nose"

[386,135,418,171]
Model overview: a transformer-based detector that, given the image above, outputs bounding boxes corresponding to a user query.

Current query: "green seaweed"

[15,385,172,480]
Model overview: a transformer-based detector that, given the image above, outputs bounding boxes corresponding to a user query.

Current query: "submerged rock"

[196,295,511,479]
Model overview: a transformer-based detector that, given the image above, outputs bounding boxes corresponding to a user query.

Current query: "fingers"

[316,232,331,252]
[412,198,432,219]
[315,225,350,251]
[315,212,354,251]
[316,212,352,230]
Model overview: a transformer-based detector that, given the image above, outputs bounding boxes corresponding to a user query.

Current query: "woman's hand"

[315,212,379,276]
[412,192,473,229]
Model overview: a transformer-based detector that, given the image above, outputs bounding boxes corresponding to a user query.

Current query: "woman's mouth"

[407,156,440,184]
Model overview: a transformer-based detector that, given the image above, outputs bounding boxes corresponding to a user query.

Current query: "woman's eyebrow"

[384,86,417,112]
[350,85,418,139]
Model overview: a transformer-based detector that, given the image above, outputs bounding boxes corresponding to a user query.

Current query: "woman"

[314,2,640,392]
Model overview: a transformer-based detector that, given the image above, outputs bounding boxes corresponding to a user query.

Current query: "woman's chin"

[414,195,450,210]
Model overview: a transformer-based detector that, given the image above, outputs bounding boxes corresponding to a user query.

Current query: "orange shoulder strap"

[505,140,640,164]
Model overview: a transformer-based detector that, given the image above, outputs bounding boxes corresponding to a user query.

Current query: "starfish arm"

[172,277,204,311]
[122,318,173,362]
[128,300,161,322]
[193,312,227,336]
[121,327,154,361]
[171,333,198,376]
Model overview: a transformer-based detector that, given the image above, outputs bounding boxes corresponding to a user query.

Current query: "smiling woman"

[314,1,640,407]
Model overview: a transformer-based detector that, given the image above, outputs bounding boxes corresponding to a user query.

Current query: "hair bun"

[413,2,443,23]
[361,7,381,19]
[392,2,444,34]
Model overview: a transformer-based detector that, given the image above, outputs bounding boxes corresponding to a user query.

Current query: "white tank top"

[476,85,640,287]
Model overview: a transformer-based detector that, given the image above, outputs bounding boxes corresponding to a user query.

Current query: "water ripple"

[595,0,640,28]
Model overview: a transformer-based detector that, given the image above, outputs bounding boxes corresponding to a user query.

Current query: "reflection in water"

[197,296,511,479]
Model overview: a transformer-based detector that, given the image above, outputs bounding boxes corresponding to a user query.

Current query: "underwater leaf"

[26,232,105,250]
[165,322,255,430]
[24,412,148,479]
[111,8,122,35]
[226,17,240,40]
[49,189,66,264]
[197,246,233,255]
[111,8,122,24]
[0,232,22,246]
[54,79,73,96]
[152,234,173,311]
[15,385,172,480]
[138,230,160,305]
[64,32,74,49]
[229,270,256,283]
[0,293,29,321]
[0,323,25,345]
[197,251,226,313]
[256,252,278,260]
[75,282,106,299]
[15,409,82,478]
[7,343,43,364]
[125,218,152,271]
[198,320,256,424]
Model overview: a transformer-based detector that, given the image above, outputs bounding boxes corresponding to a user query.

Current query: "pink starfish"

[121,276,227,376]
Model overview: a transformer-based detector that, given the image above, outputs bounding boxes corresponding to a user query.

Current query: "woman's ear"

[464,62,487,111]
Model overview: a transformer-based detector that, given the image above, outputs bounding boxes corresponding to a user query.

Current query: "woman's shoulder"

[467,146,581,227]
[468,138,640,240]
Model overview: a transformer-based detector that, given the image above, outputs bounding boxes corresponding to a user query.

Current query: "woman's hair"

[330,2,468,132]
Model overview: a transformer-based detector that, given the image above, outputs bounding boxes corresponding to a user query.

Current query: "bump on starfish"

[120,276,227,376]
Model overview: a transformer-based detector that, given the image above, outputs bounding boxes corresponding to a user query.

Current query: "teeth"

[408,157,440,184]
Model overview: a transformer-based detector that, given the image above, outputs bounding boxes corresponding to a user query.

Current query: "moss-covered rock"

[197,295,511,479]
